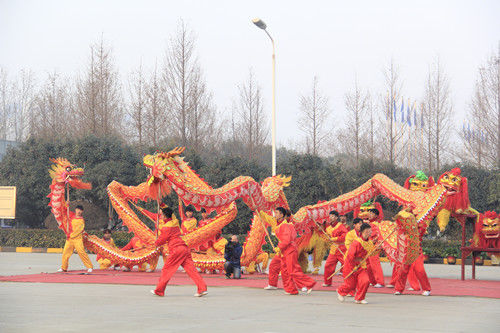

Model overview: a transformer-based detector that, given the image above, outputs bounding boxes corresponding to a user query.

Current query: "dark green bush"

[421,239,461,258]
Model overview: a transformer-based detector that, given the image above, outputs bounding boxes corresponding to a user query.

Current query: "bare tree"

[145,63,166,147]
[187,68,219,152]
[379,60,405,165]
[162,20,219,150]
[128,63,147,145]
[461,46,500,168]
[75,38,122,138]
[32,71,71,140]
[422,58,453,172]
[10,69,36,141]
[344,77,370,165]
[298,76,330,156]
[234,69,268,160]
[0,68,11,140]
[365,98,376,163]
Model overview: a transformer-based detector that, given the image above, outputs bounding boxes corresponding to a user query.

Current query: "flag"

[413,105,417,127]
[393,98,397,122]
[400,98,405,123]
[406,101,411,126]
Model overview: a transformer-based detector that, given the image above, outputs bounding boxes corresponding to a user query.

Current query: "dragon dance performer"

[151,207,207,297]
[274,207,316,295]
[97,229,119,270]
[337,223,375,304]
[393,221,431,296]
[323,211,349,287]
[58,205,93,273]
[121,236,150,272]
[262,208,294,291]
[345,218,363,249]
[181,206,197,234]
[262,208,312,293]
[363,208,385,288]
[198,208,210,227]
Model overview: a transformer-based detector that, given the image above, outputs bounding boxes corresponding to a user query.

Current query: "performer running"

[337,222,375,304]
[58,205,93,273]
[181,206,197,234]
[363,208,385,288]
[151,207,207,297]
[323,211,349,287]
[97,229,119,270]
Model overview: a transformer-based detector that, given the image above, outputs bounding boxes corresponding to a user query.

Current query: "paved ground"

[1,253,499,333]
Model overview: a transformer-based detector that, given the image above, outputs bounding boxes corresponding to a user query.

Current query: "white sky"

[1,0,499,147]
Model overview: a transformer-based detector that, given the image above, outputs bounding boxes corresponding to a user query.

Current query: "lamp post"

[252,18,276,176]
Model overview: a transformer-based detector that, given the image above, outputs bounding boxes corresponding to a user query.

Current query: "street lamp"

[252,18,276,176]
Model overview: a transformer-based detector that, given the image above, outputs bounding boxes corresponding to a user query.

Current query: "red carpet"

[1,270,499,298]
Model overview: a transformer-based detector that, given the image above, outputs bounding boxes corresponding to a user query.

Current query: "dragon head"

[142,148,186,199]
[144,148,184,181]
[438,168,470,211]
[49,158,91,190]
[479,211,500,239]
[404,171,435,192]
[261,175,292,209]
[354,200,384,222]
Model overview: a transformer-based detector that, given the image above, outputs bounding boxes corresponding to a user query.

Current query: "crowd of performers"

[58,201,432,304]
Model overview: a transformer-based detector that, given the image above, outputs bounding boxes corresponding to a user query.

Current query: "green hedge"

[0,229,133,248]
[0,229,476,259]
[421,239,461,258]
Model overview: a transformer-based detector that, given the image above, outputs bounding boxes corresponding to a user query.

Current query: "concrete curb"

[0,246,63,253]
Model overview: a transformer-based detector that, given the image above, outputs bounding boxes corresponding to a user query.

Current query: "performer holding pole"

[58,205,93,273]
[273,207,316,295]
[151,207,207,297]
[323,211,349,287]
[259,207,291,291]
[336,223,374,304]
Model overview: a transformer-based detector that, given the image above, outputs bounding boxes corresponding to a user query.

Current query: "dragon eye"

[444,175,448,179]
[452,177,457,182]
[422,184,426,187]
[66,167,72,172]
[483,224,489,227]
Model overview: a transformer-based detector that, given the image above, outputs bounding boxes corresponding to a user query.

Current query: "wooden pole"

[66,183,70,235]
[249,194,277,252]
[156,185,160,239]
[343,227,398,280]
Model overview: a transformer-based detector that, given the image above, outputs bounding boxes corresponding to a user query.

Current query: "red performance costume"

[337,237,374,301]
[275,220,316,295]
[394,222,431,294]
[323,222,349,285]
[153,217,207,296]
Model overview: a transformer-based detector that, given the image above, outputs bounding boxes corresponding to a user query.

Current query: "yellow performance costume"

[97,238,117,269]
[181,218,197,234]
[61,217,93,271]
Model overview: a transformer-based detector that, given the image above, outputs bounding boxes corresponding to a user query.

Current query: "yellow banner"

[0,186,16,219]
